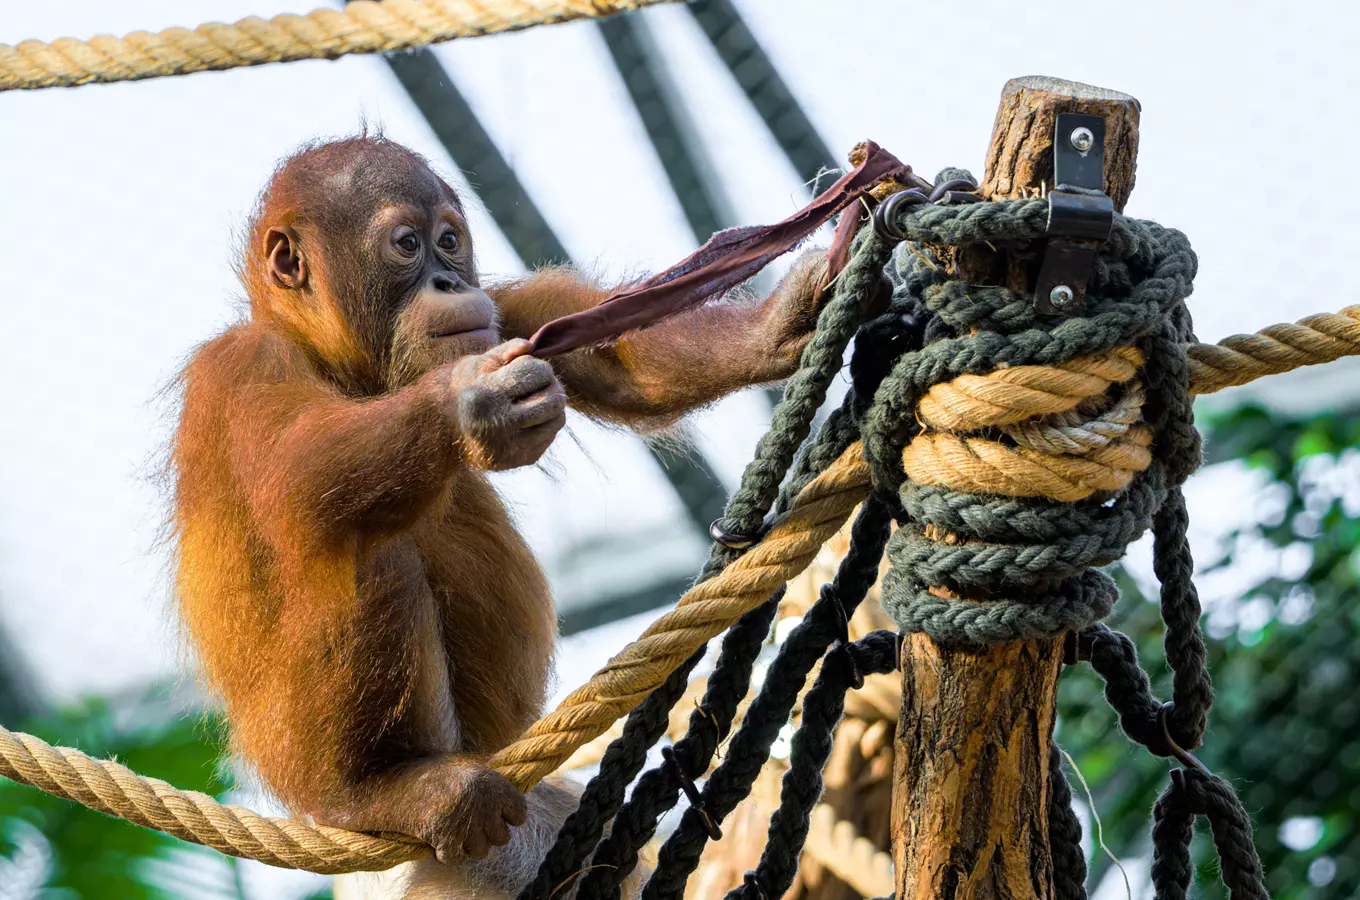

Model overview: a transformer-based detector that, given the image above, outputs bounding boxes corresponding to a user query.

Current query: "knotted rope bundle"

[5,146,1360,881]
[867,192,1191,649]
[863,172,1265,898]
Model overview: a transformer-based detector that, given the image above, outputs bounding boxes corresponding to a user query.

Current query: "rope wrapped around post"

[864,176,1266,898]
[3,133,1360,875]
[1,293,1357,872]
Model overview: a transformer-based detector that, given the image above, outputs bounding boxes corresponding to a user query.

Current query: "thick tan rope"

[488,442,874,789]
[902,425,1152,502]
[0,0,677,92]
[916,347,1144,431]
[1187,305,1360,394]
[1,305,1357,872]
[901,305,1360,501]
[0,728,428,872]
[803,804,895,899]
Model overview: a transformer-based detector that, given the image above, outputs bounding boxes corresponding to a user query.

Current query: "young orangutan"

[171,135,828,897]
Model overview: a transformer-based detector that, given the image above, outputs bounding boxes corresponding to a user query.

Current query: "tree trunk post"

[891,77,1141,900]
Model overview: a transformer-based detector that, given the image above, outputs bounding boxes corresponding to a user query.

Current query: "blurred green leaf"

[0,686,237,898]
[1060,401,1360,898]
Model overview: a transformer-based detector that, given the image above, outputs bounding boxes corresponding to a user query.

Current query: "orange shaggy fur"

[170,135,827,894]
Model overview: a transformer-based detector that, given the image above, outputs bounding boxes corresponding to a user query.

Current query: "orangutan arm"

[491,252,828,428]
[208,332,461,547]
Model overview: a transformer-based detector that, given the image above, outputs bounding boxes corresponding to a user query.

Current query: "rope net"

[3,145,1359,891]
[0,0,679,92]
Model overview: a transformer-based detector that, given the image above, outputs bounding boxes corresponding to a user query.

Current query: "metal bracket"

[1034,113,1115,315]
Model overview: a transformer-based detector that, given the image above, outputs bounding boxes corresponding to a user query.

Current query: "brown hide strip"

[527,142,910,358]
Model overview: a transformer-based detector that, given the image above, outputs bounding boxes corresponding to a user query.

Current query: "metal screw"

[1070,126,1095,153]
[1049,285,1075,309]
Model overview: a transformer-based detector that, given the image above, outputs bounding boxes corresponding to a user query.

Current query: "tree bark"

[892,76,1141,900]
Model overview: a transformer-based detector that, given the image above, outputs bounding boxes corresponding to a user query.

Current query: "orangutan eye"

[394,231,419,255]
[437,231,459,252]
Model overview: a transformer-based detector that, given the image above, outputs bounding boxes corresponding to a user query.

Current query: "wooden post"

[891,77,1141,900]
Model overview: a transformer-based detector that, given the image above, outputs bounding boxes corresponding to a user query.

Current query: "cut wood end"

[1004,75,1140,108]
[981,74,1142,210]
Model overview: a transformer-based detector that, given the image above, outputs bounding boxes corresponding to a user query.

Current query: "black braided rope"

[520,221,896,900]
[723,631,900,900]
[640,499,893,900]
[515,649,704,900]
[1049,746,1089,900]
[525,174,1270,900]
[1151,769,1268,900]
[574,593,781,900]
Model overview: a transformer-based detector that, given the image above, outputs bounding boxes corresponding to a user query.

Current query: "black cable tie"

[833,639,865,691]
[826,586,865,688]
[826,583,853,647]
[1157,702,1213,777]
[661,746,723,841]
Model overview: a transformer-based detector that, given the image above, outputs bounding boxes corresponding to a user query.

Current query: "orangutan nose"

[430,272,461,293]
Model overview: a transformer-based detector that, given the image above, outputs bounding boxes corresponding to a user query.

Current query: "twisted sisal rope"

[2,305,1358,872]
[0,0,677,92]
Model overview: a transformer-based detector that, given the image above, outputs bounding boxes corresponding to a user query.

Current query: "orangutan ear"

[265,227,308,290]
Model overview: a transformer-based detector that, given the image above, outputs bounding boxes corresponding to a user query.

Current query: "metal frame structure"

[368,1,838,632]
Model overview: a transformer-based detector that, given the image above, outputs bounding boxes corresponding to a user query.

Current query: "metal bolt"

[1049,285,1075,309]
[1070,126,1095,153]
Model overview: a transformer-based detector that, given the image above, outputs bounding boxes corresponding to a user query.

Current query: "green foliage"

[1059,403,1360,898]
[0,688,332,899]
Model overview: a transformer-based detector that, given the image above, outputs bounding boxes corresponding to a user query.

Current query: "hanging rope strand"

[641,499,894,900]
[569,247,917,900]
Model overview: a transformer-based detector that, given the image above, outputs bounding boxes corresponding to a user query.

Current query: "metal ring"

[709,519,759,549]
[928,178,977,202]
[709,509,787,550]
[1157,702,1213,777]
[872,189,928,242]
[934,190,984,205]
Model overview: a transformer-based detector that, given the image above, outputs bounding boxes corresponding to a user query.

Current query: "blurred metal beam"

[0,622,37,723]
[598,14,733,245]
[377,45,730,535]
[685,0,839,187]
[599,13,788,411]
[558,573,693,636]
[384,49,569,267]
